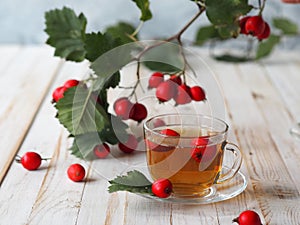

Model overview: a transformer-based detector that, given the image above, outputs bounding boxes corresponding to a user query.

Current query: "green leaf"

[273,17,298,35]
[256,35,281,60]
[70,132,102,159]
[142,42,183,73]
[214,54,253,63]
[90,47,133,91]
[85,32,122,62]
[195,25,221,45]
[69,115,129,159]
[206,0,252,38]
[108,170,153,194]
[105,22,137,44]
[55,85,110,136]
[45,7,87,62]
[131,0,152,21]
[217,23,240,39]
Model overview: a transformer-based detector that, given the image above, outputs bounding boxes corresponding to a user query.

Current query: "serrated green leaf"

[85,32,122,62]
[105,22,137,44]
[55,85,109,135]
[205,0,251,39]
[45,7,87,62]
[256,35,281,60]
[90,46,133,90]
[195,25,221,45]
[69,115,129,159]
[108,183,153,194]
[206,0,252,29]
[109,170,152,187]
[131,0,152,21]
[273,17,298,35]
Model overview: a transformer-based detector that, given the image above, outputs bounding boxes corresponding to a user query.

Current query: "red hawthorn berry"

[19,152,42,170]
[52,86,67,102]
[129,102,148,122]
[190,86,206,101]
[153,118,166,128]
[67,164,86,182]
[190,137,209,163]
[233,210,262,225]
[148,72,164,89]
[64,79,80,88]
[169,75,182,85]
[155,80,177,102]
[152,178,173,198]
[174,84,192,105]
[257,22,270,40]
[118,134,138,153]
[160,129,180,137]
[239,16,250,34]
[93,143,110,159]
[245,16,266,36]
[113,97,133,120]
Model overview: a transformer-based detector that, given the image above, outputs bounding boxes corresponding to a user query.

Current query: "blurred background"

[0,0,299,48]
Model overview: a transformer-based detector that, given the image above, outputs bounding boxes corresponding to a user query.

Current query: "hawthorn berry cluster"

[53,79,142,157]
[148,72,206,105]
[239,15,270,40]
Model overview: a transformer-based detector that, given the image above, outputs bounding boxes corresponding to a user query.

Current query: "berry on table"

[129,102,148,122]
[18,152,42,170]
[93,143,110,159]
[233,210,262,225]
[118,134,139,153]
[152,178,173,198]
[148,72,164,89]
[67,163,86,182]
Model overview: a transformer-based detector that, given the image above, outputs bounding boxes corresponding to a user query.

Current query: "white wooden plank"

[0,45,62,183]
[237,60,300,192]
[0,45,22,73]
[0,55,89,225]
[191,50,265,224]
[209,57,300,225]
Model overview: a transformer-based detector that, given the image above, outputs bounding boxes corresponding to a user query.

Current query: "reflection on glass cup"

[144,114,243,198]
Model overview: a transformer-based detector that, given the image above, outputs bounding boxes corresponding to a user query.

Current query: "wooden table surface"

[0,45,299,225]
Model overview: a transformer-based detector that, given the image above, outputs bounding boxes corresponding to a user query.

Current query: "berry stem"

[121,4,206,98]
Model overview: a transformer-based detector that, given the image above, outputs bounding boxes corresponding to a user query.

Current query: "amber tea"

[144,114,242,198]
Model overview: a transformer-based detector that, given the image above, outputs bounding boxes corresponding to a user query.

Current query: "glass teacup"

[144,114,243,198]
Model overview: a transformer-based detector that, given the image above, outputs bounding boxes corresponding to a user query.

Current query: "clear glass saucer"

[130,166,248,205]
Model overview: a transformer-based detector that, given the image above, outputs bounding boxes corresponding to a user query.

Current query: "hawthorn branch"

[126,4,206,97]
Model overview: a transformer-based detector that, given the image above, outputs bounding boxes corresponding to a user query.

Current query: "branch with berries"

[44,0,298,159]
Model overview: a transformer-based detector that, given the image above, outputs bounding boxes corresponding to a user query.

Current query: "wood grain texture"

[0,46,299,225]
[207,52,300,225]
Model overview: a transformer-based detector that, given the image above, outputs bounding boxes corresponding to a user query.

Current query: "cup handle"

[215,141,243,184]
